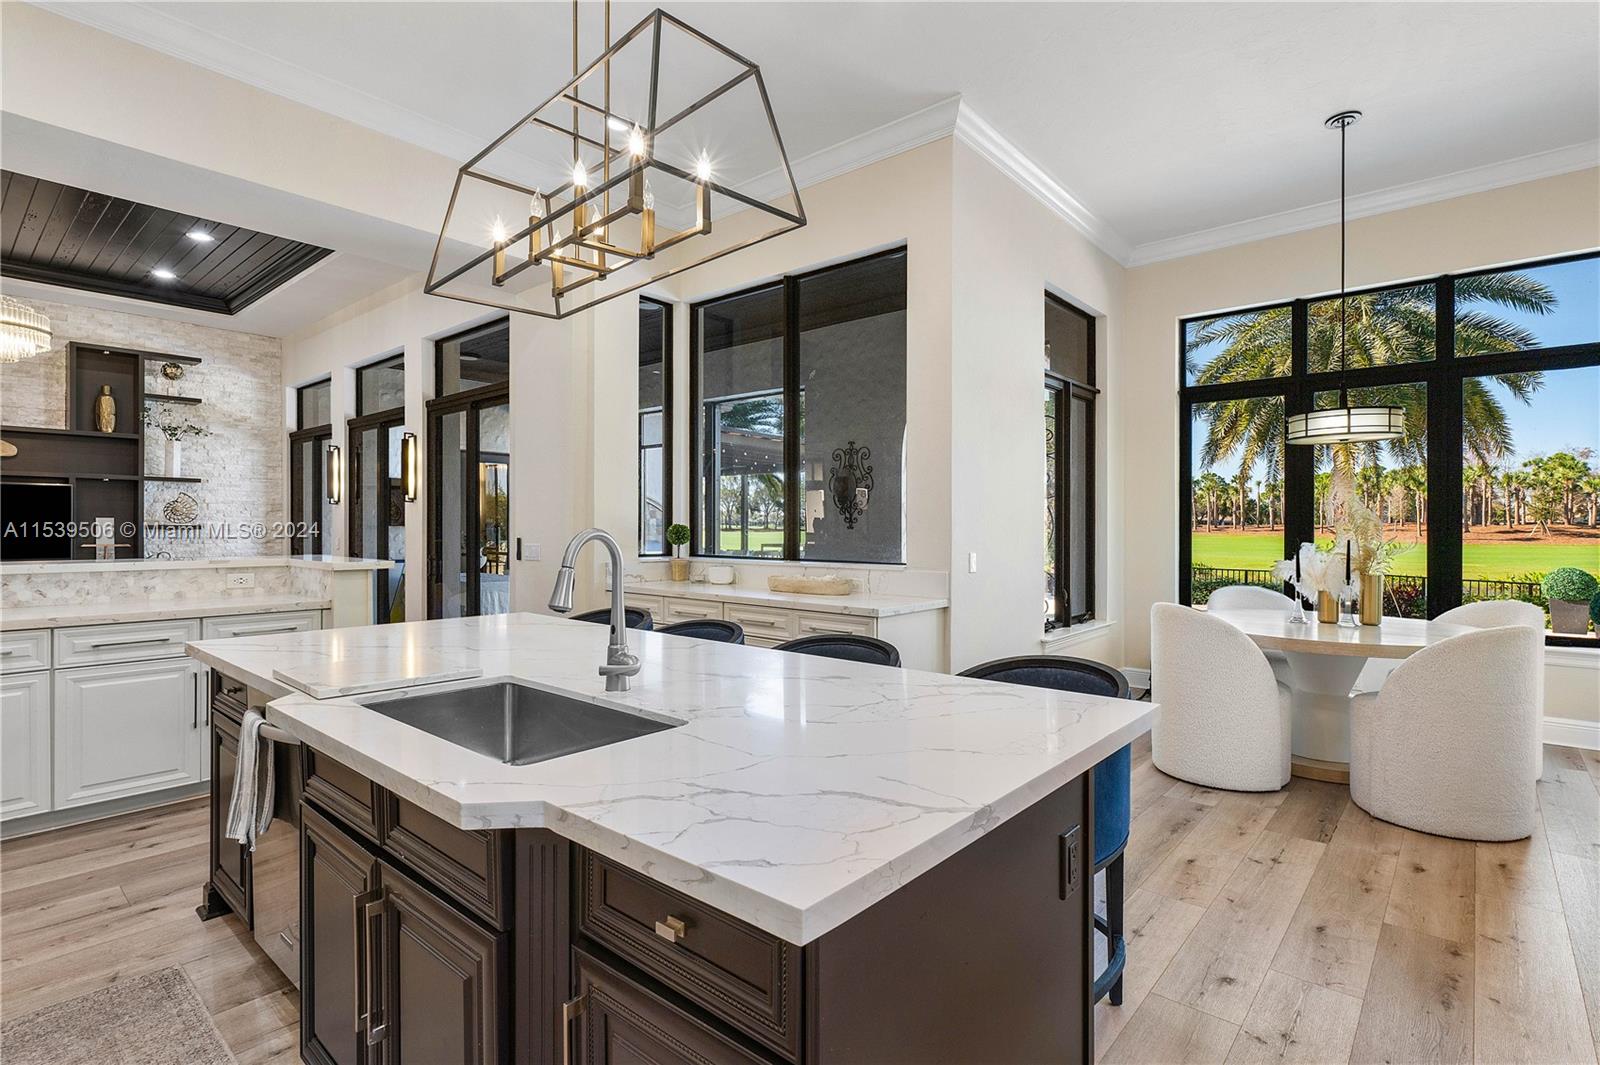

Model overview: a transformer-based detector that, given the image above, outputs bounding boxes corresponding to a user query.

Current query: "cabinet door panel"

[302,803,379,1065]
[572,948,766,1065]
[377,859,507,1065]
[209,710,250,918]
[0,673,51,820]
[53,658,203,808]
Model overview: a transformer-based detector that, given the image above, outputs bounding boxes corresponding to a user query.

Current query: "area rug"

[1,967,236,1065]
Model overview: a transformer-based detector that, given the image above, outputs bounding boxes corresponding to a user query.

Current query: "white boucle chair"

[1206,585,1297,686]
[1150,604,1291,791]
[1436,600,1547,780]
[1349,625,1540,841]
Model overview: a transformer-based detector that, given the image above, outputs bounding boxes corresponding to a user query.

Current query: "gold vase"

[1316,590,1339,624]
[93,385,116,433]
[669,558,689,582]
[1359,573,1383,625]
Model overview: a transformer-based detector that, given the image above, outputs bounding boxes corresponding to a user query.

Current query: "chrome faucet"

[549,528,641,692]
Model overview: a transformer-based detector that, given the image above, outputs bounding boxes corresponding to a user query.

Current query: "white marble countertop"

[623,578,948,617]
[187,613,1149,944]
[2,595,332,631]
[0,554,392,575]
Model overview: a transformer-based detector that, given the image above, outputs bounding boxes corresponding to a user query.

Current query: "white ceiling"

[39,0,1599,263]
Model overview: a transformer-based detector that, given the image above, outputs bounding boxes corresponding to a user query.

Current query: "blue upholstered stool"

[773,633,902,667]
[657,618,746,644]
[958,655,1132,1006]
[569,606,654,630]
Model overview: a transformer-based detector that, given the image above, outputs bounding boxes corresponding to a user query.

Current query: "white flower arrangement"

[1274,542,1354,600]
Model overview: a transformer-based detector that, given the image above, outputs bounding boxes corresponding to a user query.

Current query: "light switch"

[967,552,978,573]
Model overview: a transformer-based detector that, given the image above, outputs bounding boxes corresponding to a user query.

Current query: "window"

[1045,294,1097,628]
[436,319,510,397]
[350,353,408,622]
[356,353,406,416]
[290,379,333,554]
[639,298,672,556]
[1179,251,1600,643]
[691,248,907,562]
[428,320,511,618]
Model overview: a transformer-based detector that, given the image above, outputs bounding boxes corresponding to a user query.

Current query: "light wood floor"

[1095,737,1600,1065]
[1,739,1596,1065]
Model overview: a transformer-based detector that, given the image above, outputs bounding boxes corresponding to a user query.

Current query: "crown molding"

[952,105,1135,265]
[1127,140,1600,268]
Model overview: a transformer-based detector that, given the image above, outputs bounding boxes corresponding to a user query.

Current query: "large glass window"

[692,249,908,563]
[356,353,406,416]
[436,319,510,397]
[290,379,332,555]
[1045,293,1097,628]
[297,379,331,429]
[351,352,408,621]
[1179,251,1600,644]
[639,298,671,556]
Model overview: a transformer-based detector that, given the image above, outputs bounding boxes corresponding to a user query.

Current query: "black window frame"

[426,318,511,619]
[355,350,406,418]
[434,316,511,399]
[1177,250,1600,647]
[638,297,673,557]
[290,378,333,555]
[295,378,332,433]
[688,246,908,563]
[1045,293,1098,631]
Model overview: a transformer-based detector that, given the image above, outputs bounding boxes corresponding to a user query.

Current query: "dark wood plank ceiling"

[1,170,332,315]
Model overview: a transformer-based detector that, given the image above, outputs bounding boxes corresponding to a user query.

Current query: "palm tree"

[1186,274,1556,525]
[1194,472,1228,529]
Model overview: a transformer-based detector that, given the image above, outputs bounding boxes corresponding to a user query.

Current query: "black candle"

[1345,540,1352,584]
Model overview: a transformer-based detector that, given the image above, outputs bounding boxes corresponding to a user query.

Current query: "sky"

[1190,256,1599,480]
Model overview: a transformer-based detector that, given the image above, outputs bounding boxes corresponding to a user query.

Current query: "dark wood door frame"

[426,386,509,619]
[347,410,405,623]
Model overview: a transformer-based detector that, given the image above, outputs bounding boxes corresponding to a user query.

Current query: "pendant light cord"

[1338,117,1348,408]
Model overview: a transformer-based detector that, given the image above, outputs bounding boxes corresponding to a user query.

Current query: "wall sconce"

[828,441,873,529]
[400,432,418,502]
[325,443,342,505]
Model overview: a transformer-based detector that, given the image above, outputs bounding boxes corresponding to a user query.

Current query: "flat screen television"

[1,481,74,560]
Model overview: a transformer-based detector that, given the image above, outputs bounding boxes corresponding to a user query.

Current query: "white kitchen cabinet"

[53,657,204,809]
[0,673,52,821]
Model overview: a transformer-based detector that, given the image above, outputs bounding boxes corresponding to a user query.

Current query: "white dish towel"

[226,710,277,851]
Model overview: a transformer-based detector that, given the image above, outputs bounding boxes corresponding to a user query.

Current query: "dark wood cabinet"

[569,947,768,1065]
[302,802,380,1065]
[205,702,250,922]
[377,858,509,1065]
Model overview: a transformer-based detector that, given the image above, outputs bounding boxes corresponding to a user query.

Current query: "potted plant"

[142,406,210,477]
[1541,567,1599,635]
[666,523,691,581]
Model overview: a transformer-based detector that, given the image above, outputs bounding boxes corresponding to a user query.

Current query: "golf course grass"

[1191,530,1599,579]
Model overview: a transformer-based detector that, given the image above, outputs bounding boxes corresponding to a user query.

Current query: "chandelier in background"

[1285,110,1404,446]
[0,295,52,362]
[426,1,805,320]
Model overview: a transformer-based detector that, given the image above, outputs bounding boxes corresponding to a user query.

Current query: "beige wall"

[1118,167,1600,723]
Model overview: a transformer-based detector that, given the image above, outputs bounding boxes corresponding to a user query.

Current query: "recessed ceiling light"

[186,230,214,242]
[151,268,178,281]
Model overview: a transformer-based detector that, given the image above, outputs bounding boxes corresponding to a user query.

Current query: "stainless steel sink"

[357,681,678,765]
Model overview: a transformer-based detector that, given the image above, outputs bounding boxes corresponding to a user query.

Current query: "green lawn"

[718,527,785,555]
[1191,530,1599,580]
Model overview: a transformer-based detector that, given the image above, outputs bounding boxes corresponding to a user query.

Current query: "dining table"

[1204,606,1478,782]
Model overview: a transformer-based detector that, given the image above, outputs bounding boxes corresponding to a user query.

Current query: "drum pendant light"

[1286,111,1404,445]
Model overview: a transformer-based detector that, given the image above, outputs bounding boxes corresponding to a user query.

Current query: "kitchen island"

[189,613,1150,1064]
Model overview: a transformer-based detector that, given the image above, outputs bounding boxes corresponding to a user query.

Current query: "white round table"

[1204,607,1476,781]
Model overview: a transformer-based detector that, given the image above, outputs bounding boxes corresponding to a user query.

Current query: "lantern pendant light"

[1285,110,1405,446]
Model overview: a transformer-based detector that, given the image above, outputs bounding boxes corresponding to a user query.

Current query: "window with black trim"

[1045,294,1097,629]
[691,248,907,563]
[639,298,672,556]
[350,352,408,623]
[1179,251,1600,645]
[290,379,332,555]
[356,352,405,417]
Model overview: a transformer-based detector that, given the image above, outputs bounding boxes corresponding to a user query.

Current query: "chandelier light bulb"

[491,217,508,245]
[572,160,589,189]
[628,126,647,159]
[695,153,712,182]
[642,179,655,211]
[529,191,541,217]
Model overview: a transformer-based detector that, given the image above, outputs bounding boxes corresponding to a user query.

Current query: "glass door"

[288,428,333,555]
[349,417,407,622]
[428,397,511,618]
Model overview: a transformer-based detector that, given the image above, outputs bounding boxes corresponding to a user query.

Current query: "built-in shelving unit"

[0,343,206,560]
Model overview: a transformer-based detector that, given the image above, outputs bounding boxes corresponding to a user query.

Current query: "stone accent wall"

[0,296,287,559]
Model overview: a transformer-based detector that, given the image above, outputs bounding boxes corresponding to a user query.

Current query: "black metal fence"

[1191,566,1544,621]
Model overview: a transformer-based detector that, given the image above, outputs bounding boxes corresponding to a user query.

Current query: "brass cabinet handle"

[654,915,687,944]
[561,993,587,1065]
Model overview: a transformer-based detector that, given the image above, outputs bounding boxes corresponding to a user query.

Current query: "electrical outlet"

[228,572,255,589]
[968,552,978,574]
[528,542,541,561]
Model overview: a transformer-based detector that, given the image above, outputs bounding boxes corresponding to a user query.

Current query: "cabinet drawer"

[622,594,667,624]
[578,851,799,1060]
[303,746,381,843]
[661,598,723,624]
[201,610,322,640]
[721,604,797,643]
[794,611,876,638]
[210,671,249,723]
[54,618,200,667]
[572,946,769,1065]
[380,793,513,930]
[0,629,50,674]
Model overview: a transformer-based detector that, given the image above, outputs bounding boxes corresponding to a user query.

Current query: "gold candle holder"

[1316,590,1339,624]
[1359,573,1383,625]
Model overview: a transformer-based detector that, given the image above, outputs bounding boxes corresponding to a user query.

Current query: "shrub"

[1541,567,1599,603]
[1590,589,1600,629]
